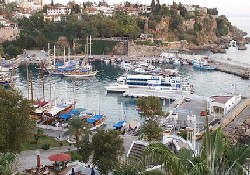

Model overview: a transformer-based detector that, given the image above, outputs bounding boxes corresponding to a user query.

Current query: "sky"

[44,0,250,17]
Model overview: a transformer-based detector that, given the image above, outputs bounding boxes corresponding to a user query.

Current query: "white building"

[208,95,241,115]
[46,5,71,16]
[16,0,44,11]
[95,6,114,16]
[140,5,151,14]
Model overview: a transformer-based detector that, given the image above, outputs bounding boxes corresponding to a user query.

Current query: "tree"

[0,87,34,153]
[207,8,218,15]
[4,44,21,59]
[92,129,124,174]
[0,152,16,175]
[140,119,162,142]
[114,159,143,175]
[137,96,164,119]
[78,131,92,163]
[143,119,250,175]
[137,96,163,142]
[64,118,90,151]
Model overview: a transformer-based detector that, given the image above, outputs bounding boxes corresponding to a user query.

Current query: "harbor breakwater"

[210,57,250,79]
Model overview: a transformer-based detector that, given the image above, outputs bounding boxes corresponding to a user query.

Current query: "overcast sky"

[44,0,250,17]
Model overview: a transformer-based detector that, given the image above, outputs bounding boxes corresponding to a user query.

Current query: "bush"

[29,140,37,144]
[70,151,82,161]
[41,143,50,150]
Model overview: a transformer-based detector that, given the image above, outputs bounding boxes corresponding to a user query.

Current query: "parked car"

[185,97,191,102]
[200,111,207,116]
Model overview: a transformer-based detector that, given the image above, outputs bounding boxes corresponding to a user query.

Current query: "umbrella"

[48,153,71,162]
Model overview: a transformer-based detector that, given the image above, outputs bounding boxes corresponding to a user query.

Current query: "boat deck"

[122,88,190,99]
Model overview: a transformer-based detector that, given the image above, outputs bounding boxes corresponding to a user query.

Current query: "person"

[71,168,75,175]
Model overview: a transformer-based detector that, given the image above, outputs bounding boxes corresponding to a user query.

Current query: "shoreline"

[16,49,250,79]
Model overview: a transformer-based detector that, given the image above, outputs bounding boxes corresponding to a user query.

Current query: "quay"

[15,50,250,80]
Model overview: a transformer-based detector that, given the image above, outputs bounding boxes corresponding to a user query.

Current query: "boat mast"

[42,61,45,100]
[49,82,52,103]
[26,63,29,100]
[48,42,50,65]
[98,94,100,114]
[30,72,34,104]
[63,46,66,66]
[53,45,56,66]
[89,35,92,58]
[68,46,70,63]
[86,36,89,65]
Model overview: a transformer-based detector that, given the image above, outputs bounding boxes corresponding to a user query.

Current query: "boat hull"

[63,71,97,78]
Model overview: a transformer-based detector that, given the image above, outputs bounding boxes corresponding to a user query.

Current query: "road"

[164,95,214,132]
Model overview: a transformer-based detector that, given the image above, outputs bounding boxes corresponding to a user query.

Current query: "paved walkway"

[16,145,75,173]
[16,133,138,173]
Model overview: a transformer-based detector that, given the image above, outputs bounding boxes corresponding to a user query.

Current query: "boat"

[106,74,192,93]
[126,118,140,135]
[87,114,106,131]
[113,102,126,133]
[192,59,215,71]
[105,83,129,93]
[63,69,97,78]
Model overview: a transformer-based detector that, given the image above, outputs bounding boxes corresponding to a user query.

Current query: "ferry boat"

[105,74,192,93]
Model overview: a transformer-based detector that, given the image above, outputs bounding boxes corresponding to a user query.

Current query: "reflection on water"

[15,61,250,128]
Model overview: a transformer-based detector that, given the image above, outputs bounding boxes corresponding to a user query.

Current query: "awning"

[113,121,125,128]
[60,113,71,120]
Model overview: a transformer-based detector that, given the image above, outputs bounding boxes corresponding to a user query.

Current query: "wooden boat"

[63,70,97,78]
[87,114,106,131]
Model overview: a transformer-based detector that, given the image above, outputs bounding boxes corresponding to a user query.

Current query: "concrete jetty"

[210,57,250,79]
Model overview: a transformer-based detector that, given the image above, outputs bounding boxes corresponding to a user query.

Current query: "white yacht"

[106,74,193,93]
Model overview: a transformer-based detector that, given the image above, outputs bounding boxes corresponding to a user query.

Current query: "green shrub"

[41,143,50,150]
[70,151,82,161]
[29,140,37,144]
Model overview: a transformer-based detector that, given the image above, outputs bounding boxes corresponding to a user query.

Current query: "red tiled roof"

[86,7,97,12]
[210,95,233,104]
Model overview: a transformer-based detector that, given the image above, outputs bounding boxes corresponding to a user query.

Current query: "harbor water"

[14,59,250,128]
[13,15,250,128]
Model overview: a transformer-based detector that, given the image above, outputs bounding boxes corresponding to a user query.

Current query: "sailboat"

[87,94,106,131]
[113,102,126,133]
[63,36,98,78]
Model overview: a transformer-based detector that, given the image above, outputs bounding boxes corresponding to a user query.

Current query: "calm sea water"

[14,16,250,128]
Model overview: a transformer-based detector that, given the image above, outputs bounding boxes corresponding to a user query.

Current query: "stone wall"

[0,27,20,43]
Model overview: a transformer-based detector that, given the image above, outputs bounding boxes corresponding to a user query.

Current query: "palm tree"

[143,117,250,175]
[64,117,90,150]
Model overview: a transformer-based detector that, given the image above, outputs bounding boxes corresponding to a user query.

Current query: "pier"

[210,57,250,79]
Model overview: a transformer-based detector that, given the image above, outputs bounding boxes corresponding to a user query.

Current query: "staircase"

[127,140,149,161]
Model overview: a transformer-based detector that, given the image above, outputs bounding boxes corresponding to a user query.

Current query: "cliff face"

[196,16,218,45]
[151,14,238,47]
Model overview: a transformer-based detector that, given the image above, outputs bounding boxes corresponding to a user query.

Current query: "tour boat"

[106,74,193,93]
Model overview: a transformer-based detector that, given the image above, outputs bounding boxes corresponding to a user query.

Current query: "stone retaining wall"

[0,27,20,43]
[211,98,250,131]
